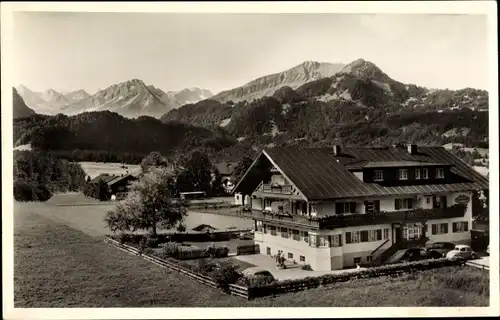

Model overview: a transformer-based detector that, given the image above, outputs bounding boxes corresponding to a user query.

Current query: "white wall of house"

[426,191,472,245]
[270,174,287,185]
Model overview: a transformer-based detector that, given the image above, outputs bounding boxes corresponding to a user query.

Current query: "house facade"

[232,144,488,271]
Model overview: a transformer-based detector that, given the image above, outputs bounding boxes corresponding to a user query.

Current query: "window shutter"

[443,223,448,233]
[452,222,457,233]
[442,196,447,208]
[395,199,400,210]
[432,224,437,235]
[464,222,469,232]
[375,200,380,213]
[338,234,342,246]
[335,203,341,214]
[376,229,382,241]
[361,230,369,242]
[346,232,351,244]
[350,202,356,213]
[408,198,413,209]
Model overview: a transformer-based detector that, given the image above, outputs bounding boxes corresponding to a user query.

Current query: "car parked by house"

[241,267,276,282]
[425,242,456,258]
[446,245,478,260]
[399,248,428,262]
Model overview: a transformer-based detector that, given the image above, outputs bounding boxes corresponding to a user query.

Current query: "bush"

[206,244,230,258]
[146,236,161,248]
[244,275,277,287]
[212,260,242,292]
[14,181,53,202]
[236,244,259,255]
[301,264,313,271]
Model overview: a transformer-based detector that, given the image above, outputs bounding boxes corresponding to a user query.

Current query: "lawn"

[78,161,141,179]
[13,204,490,307]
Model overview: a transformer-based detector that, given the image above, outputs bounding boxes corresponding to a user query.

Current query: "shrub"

[212,260,242,292]
[14,181,53,202]
[236,244,259,255]
[206,244,230,258]
[146,236,160,248]
[160,242,181,259]
[301,264,313,271]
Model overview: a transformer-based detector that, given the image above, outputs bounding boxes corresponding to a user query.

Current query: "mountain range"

[13,57,488,163]
[16,82,213,118]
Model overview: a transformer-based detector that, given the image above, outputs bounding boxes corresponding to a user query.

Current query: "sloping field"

[79,162,141,179]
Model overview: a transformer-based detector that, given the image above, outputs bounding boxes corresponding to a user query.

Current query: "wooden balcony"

[243,205,467,230]
[260,184,293,195]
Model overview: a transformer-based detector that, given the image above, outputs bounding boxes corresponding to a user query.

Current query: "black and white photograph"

[2,1,498,318]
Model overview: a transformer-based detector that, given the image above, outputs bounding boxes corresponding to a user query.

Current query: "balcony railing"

[243,204,467,230]
[260,184,293,195]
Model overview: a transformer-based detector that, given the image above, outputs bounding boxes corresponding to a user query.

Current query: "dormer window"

[436,168,444,179]
[373,170,384,181]
[423,168,429,179]
[398,169,408,180]
[415,168,421,180]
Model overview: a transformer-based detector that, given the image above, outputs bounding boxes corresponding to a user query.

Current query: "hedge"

[159,242,229,260]
[247,258,466,298]
[236,244,260,255]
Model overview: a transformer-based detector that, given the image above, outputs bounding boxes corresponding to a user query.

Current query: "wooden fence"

[104,236,250,299]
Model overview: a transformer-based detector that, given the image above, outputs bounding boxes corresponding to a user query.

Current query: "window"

[403,224,422,240]
[354,257,361,264]
[453,221,469,233]
[346,231,361,244]
[395,198,414,210]
[256,221,263,232]
[301,231,309,243]
[288,252,293,259]
[415,168,421,180]
[366,256,372,262]
[266,247,271,255]
[398,169,408,180]
[270,225,277,236]
[281,227,288,238]
[431,223,448,235]
[373,170,384,181]
[292,229,300,241]
[310,204,317,214]
[309,234,317,247]
[330,234,342,247]
[426,196,432,204]
[319,236,329,247]
[423,168,429,179]
[365,200,380,214]
[436,168,445,179]
[300,255,306,262]
[433,195,447,209]
[336,202,356,214]
[383,228,389,240]
[369,229,383,241]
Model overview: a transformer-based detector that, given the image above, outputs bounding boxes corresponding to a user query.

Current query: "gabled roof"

[107,174,136,187]
[233,146,489,201]
[90,174,118,184]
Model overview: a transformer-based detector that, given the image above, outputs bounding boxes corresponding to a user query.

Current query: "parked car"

[425,242,456,258]
[241,267,276,282]
[446,245,478,260]
[399,248,428,262]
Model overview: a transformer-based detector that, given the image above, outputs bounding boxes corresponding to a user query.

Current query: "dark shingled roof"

[234,146,488,200]
[90,174,118,184]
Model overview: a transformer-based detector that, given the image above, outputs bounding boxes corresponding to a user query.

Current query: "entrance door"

[393,224,403,244]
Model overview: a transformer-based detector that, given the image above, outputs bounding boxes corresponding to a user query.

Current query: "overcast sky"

[13,12,489,95]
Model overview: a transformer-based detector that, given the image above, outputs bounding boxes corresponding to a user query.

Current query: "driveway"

[234,254,365,281]
[466,256,490,270]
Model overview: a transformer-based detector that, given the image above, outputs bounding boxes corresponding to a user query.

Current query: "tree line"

[13,150,87,201]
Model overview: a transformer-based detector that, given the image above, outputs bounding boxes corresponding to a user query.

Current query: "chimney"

[407,144,417,154]
[333,145,341,156]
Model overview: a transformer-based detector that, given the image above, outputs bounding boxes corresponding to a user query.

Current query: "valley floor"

[13,199,489,308]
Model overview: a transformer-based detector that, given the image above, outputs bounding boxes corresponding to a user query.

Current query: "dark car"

[425,242,456,258]
[400,248,428,262]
